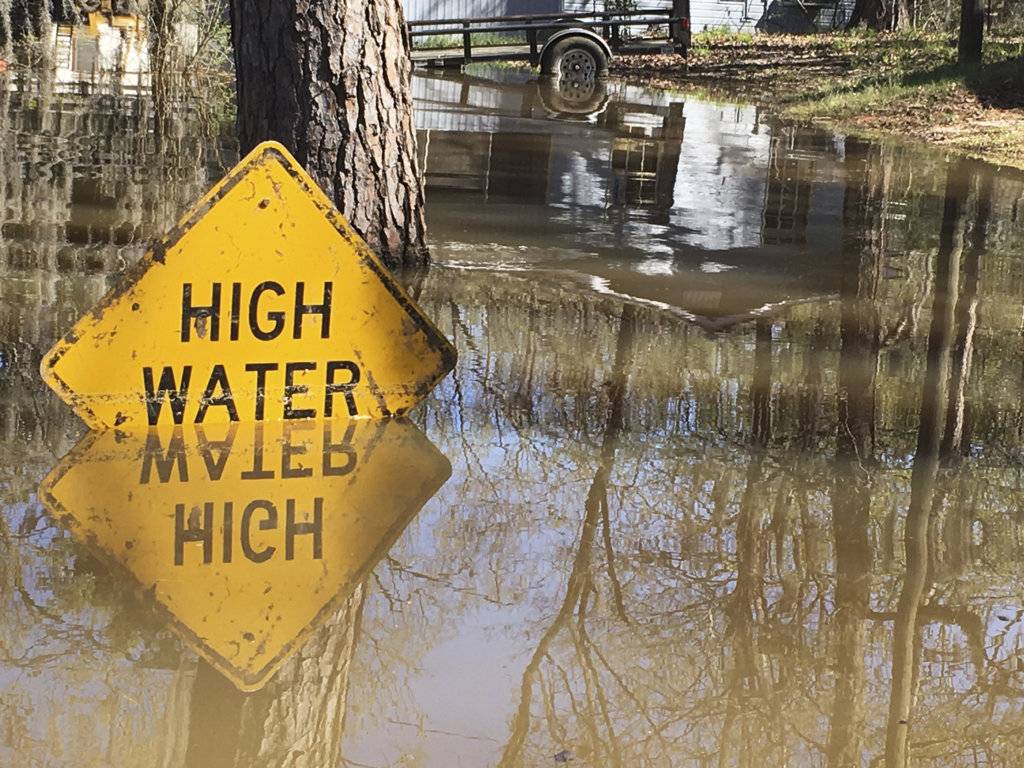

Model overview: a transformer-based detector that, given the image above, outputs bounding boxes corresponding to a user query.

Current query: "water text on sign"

[142,282,363,425]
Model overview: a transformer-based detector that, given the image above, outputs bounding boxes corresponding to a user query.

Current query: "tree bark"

[846,0,891,30]
[229,0,429,268]
[958,0,984,65]
[234,588,364,768]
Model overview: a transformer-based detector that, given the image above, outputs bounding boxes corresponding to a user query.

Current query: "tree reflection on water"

[3,70,1024,767]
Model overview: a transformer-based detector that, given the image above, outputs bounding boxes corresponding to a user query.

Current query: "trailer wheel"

[541,35,608,79]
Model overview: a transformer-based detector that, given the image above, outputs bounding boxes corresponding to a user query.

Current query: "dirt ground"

[611,33,1024,169]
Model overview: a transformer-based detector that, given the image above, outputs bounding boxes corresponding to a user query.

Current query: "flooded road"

[4,68,1024,767]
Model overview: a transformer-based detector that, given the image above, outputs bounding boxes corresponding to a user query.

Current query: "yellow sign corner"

[41,140,456,430]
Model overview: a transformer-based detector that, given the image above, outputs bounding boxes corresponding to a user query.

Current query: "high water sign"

[40,141,456,430]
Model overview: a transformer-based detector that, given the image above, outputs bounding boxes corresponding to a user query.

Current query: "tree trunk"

[846,0,891,30]
[896,0,914,28]
[958,0,984,65]
[234,587,365,768]
[184,586,365,768]
[884,167,964,768]
[827,137,880,768]
[229,0,429,268]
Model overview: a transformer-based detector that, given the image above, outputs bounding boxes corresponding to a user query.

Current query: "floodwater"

[3,66,1024,768]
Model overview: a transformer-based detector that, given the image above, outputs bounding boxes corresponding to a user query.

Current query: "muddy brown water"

[3,66,1024,767]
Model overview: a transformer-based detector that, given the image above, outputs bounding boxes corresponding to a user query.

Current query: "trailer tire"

[540,35,609,80]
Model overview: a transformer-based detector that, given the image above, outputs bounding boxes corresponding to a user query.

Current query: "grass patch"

[412,31,526,50]
[692,27,755,49]
[779,36,1024,166]
[787,34,1024,111]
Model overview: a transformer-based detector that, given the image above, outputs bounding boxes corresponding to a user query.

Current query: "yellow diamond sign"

[39,419,450,691]
[41,141,456,430]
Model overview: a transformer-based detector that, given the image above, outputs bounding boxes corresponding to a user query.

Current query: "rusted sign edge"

[40,141,458,428]
[37,423,452,692]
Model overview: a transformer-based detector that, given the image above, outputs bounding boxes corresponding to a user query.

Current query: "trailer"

[407,3,691,79]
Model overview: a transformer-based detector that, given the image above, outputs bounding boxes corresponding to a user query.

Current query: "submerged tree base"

[612,31,1024,170]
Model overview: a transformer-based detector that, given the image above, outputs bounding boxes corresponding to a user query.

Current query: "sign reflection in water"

[38,419,451,691]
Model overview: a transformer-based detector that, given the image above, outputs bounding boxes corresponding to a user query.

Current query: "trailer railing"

[407,7,689,67]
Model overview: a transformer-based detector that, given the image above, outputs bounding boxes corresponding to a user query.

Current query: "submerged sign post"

[41,141,456,429]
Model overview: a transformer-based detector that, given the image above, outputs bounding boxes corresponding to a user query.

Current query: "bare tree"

[827,138,881,768]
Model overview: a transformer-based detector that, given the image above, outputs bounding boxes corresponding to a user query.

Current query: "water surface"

[3,68,1024,767]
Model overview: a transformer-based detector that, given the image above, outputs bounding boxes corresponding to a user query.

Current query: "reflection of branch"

[446,301,506,506]
[600,491,628,625]
[717,319,777,767]
[385,718,499,742]
[718,454,768,768]
[572,620,621,767]
[869,604,986,674]
[497,499,600,768]
[384,555,509,606]
[497,306,635,767]
[586,638,671,755]
[372,571,400,612]
[0,514,118,663]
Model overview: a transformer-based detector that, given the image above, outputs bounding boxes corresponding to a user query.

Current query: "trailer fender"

[539,28,611,78]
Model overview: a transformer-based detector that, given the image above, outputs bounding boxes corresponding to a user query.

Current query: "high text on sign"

[143,281,363,425]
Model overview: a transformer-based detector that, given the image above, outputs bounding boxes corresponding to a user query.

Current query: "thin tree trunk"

[941,164,991,463]
[229,0,429,267]
[896,0,914,28]
[827,139,880,768]
[958,0,984,65]
[884,168,964,768]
